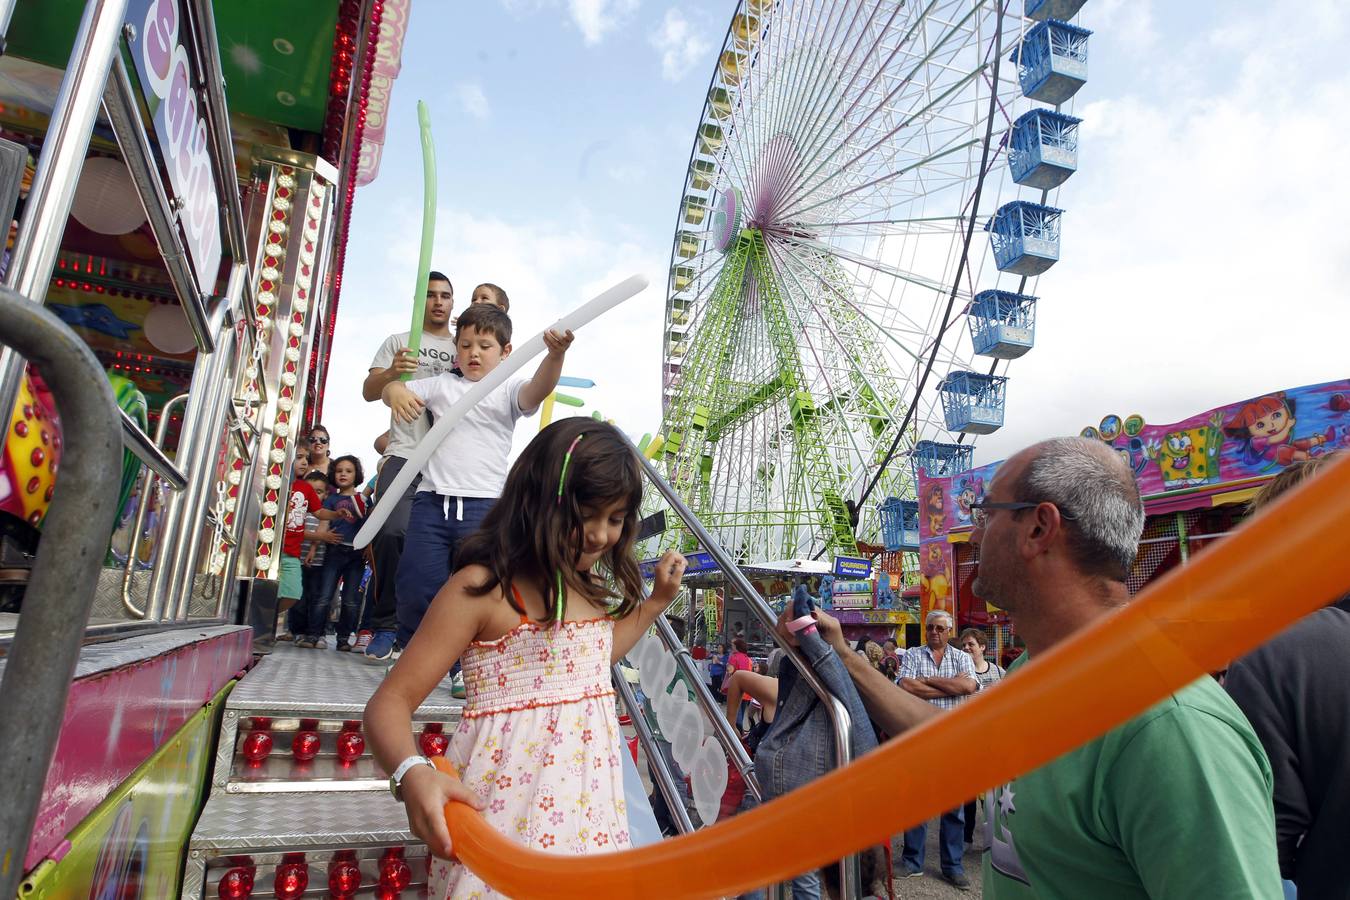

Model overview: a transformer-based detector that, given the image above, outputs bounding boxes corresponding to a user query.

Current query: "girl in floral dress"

[365,419,687,898]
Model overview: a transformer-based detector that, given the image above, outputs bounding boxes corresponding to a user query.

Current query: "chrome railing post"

[0,0,130,438]
[0,289,121,900]
[630,438,861,898]
[120,393,190,619]
[145,290,235,621]
[171,264,250,619]
[103,55,215,353]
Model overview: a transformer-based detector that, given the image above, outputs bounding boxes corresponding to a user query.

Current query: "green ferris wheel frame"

[651,0,1050,564]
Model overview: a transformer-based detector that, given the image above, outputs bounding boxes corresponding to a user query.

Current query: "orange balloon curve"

[436,452,1350,899]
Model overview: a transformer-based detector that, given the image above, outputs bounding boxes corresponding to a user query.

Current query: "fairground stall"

[914,379,1350,665]
[0,1,419,895]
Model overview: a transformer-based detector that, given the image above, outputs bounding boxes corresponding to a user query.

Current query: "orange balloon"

[438,452,1350,899]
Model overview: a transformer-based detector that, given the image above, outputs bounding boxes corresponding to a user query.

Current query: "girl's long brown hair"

[457,418,646,624]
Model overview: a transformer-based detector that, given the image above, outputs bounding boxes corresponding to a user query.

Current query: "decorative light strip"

[208,166,325,577]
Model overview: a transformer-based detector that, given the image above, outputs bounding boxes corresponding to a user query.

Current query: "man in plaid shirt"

[898,608,977,888]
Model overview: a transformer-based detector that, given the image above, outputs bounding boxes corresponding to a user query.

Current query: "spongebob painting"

[1145,412,1224,490]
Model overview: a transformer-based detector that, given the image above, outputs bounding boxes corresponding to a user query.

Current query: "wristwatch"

[389,755,435,802]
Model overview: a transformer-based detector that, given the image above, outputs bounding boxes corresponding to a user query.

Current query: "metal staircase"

[182,648,463,898]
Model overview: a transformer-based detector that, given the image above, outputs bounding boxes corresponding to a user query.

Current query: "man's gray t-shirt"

[370,330,458,458]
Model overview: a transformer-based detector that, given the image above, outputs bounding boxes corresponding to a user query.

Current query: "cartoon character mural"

[1144,412,1225,491]
[919,542,954,620]
[1223,392,1341,469]
[951,474,985,527]
[919,480,946,538]
[1079,380,1350,495]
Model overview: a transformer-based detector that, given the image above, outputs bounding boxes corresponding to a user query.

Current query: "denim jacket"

[754,629,878,799]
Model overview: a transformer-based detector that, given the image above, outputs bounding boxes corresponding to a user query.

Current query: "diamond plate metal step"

[214,644,464,792]
[183,791,428,899]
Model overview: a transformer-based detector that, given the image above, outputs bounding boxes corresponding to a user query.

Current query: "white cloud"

[455,82,490,119]
[569,0,638,45]
[324,202,667,476]
[972,3,1350,466]
[649,8,711,82]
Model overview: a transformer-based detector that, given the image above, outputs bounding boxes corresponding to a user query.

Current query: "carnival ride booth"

[0,1,414,897]
[0,2,396,626]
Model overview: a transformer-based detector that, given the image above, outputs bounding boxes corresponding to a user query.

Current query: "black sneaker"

[941,871,971,891]
[336,641,352,652]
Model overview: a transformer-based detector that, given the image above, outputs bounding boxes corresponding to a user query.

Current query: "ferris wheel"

[651,0,1091,562]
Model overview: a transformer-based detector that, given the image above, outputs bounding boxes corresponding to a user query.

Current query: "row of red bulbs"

[217,848,414,899]
[241,719,450,765]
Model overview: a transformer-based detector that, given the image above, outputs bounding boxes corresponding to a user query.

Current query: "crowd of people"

[255,271,1343,899]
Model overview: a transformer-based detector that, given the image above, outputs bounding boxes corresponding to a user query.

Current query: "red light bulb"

[273,859,308,900]
[217,866,254,899]
[336,730,365,764]
[291,730,320,762]
[327,857,362,897]
[378,854,412,892]
[242,731,273,765]
[419,724,448,757]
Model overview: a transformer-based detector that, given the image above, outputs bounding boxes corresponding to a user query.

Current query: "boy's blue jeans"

[395,492,494,647]
[309,546,365,644]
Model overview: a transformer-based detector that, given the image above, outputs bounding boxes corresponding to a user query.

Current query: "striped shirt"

[299,513,326,567]
[899,644,976,711]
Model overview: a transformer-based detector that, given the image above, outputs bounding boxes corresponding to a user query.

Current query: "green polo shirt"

[983,656,1282,899]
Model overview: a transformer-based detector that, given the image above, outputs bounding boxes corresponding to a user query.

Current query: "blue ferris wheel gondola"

[1012,19,1092,105]
[938,371,1009,435]
[986,201,1063,276]
[969,289,1037,360]
[910,440,974,483]
[1024,0,1088,22]
[878,497,920,551]
[1009,109,1083,190]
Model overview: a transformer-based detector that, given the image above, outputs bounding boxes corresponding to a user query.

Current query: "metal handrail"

[629,437,861,897]
[119,409,188,491]
[611,664,695,835]
[120,392,190,618]
[0,289,122,900]
[651,615,762,802]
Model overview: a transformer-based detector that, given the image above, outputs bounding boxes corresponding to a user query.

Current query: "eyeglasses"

[925,624,949,632]
[969,500,1076,528]
[309,436,329,445]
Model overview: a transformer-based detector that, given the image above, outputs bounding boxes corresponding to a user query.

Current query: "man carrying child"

[381,302,572,652]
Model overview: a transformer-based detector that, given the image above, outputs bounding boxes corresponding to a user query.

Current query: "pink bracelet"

[787,615,817,635]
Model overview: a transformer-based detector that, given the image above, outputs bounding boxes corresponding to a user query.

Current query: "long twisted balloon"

[401,100,437,380]
[430,451,1350,898]
[353,275,649,548]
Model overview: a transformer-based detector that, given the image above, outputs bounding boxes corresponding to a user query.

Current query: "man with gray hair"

[783,437,1281,898]
[896,606,977,887]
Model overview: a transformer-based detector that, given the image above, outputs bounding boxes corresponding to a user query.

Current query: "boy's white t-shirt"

[406,372,538,497]
[370,330,458,459]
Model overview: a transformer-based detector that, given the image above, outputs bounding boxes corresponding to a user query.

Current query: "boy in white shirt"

[381,303,572,648]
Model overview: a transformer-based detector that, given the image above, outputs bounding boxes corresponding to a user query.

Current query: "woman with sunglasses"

[305,425,334,481]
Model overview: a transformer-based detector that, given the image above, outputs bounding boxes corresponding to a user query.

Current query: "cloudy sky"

[324,0,1350,482]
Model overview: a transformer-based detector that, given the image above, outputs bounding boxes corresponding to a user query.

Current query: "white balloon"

[690,740,729,825]
[143,303,197,354]
[71,156,147,235]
